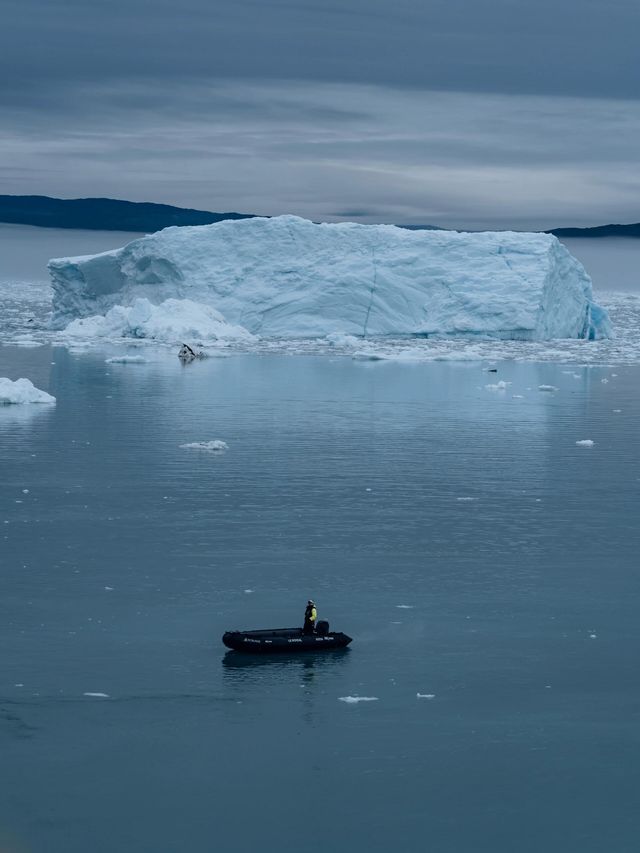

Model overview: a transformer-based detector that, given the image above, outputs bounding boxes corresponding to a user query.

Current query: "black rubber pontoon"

[222,626,352,653]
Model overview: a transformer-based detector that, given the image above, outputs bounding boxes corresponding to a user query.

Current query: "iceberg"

[49,215,611,341]
[0,377,56,404]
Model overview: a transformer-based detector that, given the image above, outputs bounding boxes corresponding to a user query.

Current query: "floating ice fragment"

[396,605,414,609]
[62,298,254,345]
[485,380,511,391]
[590,633,597,639]
[180,440,228,452]
[104,586,114,591]
[22,489,29,494]
[538,385,558,392]
[105,355,148,364]
[613,409,621,413]
[512,394,524,398]
[326,332,360,348]
[601,378,609,384]
[244,589,254,594]
[456,497,476,502]
[339,696,379,704]
[0,378,56,405]
[417,693,436,699]
[575,440,595,447]
[83,692,109,698]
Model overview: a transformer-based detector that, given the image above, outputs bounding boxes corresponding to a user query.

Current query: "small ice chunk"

[0,377,56,405]
[396,604,414,609]
[83,692,109,698]
[485,380,511,391]
[575,439,594,447]
[105,355,148,364]
[589,633,597,639]
[416,693,436,699]
[538,385,558,392]
[613,409,621,413]
[601,378,609,384]
[104,586,114,591]
[244,589,254,594]
[339,696,379,704]
[456,497,475,502]
[180,440,228,452]
[512,394,524,399]
[326,332,360,348]
[22,489,29,494]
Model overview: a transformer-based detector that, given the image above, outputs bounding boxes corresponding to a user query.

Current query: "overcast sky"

[2,0,639,228]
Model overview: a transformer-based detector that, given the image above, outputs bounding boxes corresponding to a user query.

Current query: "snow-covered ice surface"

[0,377,55,404]
[48,215,609,341]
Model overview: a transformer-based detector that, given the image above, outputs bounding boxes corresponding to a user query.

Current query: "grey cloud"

[2,0,640,101]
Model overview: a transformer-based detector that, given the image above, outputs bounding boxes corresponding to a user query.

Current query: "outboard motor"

[316,620,330,636]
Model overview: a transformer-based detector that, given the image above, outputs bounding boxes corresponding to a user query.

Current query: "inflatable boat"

[222,621,352,653]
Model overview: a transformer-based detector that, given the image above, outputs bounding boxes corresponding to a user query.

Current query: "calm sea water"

[1,228,640,852]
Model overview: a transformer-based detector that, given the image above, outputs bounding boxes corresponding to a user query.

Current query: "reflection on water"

[221,648,351,671]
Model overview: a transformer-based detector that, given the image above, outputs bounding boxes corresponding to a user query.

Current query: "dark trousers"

[303,620,315,635]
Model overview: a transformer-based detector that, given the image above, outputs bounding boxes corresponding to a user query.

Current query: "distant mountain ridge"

[0,195,638,237]
[547,223,640,238]
[0,195,255,232]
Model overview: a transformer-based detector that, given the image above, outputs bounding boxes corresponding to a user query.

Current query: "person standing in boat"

[303,600,317,635]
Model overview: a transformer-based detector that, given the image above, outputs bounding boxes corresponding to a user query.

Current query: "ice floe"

[105,355,148,364]
[339,696,379,704]
[180,440,229,452]
[575,439,595,447]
